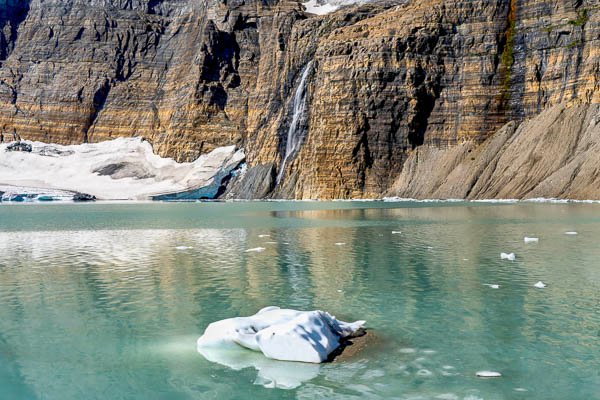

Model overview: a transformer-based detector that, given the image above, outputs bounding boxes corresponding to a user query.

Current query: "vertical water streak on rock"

[276,60,314,185]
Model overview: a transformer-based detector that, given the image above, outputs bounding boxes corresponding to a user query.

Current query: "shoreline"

[3,186,600,206]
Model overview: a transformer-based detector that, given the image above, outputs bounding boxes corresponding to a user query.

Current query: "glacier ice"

[0,138,244,200]
[197,306,366,363]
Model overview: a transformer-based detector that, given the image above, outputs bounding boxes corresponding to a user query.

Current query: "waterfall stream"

[276,61,314,184]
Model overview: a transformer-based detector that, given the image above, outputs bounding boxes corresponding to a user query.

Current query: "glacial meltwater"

[0,201,599,399]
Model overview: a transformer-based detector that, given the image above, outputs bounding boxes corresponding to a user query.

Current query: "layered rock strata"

[389,103,600,200]
[0,0,599,199]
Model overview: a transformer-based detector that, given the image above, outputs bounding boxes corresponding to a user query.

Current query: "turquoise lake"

[0,201,599,399]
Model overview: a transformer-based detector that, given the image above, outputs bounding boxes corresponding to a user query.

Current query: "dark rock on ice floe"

[73,193,96,202]
[6,142,32,152]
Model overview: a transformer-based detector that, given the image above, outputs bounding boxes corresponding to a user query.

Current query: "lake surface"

[0,201,599,399]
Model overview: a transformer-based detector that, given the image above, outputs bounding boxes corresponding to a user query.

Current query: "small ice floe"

[500,252,516,261]
[441,365,458,377]
[335,242,346,246]
[197,306,366,364]
[534,281,547,288]
[175,246,193,250]
[258,234,271,238]
[483,284,500,289]
[476,371,502,378]
[392,231,402,234]
[399,348,416,354]
[524,237,539,243]
[565,231,578,235]
[245,247,266,253]
[417,369,433,377]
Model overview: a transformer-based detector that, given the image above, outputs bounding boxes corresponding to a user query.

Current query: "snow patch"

[302,0,365,15]
[0,138,244,200]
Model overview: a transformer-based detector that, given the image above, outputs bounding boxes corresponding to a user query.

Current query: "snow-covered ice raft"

[197,306,366,363]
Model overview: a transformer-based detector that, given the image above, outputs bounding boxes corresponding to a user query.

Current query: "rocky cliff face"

[389,102,600,200]
[0,0,599,199]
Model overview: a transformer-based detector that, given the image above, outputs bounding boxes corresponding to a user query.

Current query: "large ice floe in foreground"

[197,306,366,364]
[0,138,244,200]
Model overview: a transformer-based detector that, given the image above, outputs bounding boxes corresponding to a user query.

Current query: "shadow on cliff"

[0,0,31,61]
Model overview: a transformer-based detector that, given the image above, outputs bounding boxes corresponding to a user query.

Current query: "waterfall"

[276,61,314,184]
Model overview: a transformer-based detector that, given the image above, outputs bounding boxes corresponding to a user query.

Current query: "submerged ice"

[0,138,244,200]
[197,306,366,364]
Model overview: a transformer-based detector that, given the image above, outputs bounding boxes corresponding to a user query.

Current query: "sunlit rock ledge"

[197,306,366,364]
[0,138,244,201]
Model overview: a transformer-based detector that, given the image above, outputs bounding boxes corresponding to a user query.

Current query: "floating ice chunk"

[524,237,539,243]
[175,246,193,250]
[534,281,547,288]
[476,371,502,378]
[565,231,578,235]
[399,348,416,354]
[392,231,402,234]
[258,234,271,238]
[500,252,516,261]
[245,247,266,253]
[483,284,500,289]
[417,369,433,377]
[335,242,346,246]
[197,307,366,363]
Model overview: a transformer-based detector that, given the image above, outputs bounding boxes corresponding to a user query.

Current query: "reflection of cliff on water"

[0,203,599,397]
